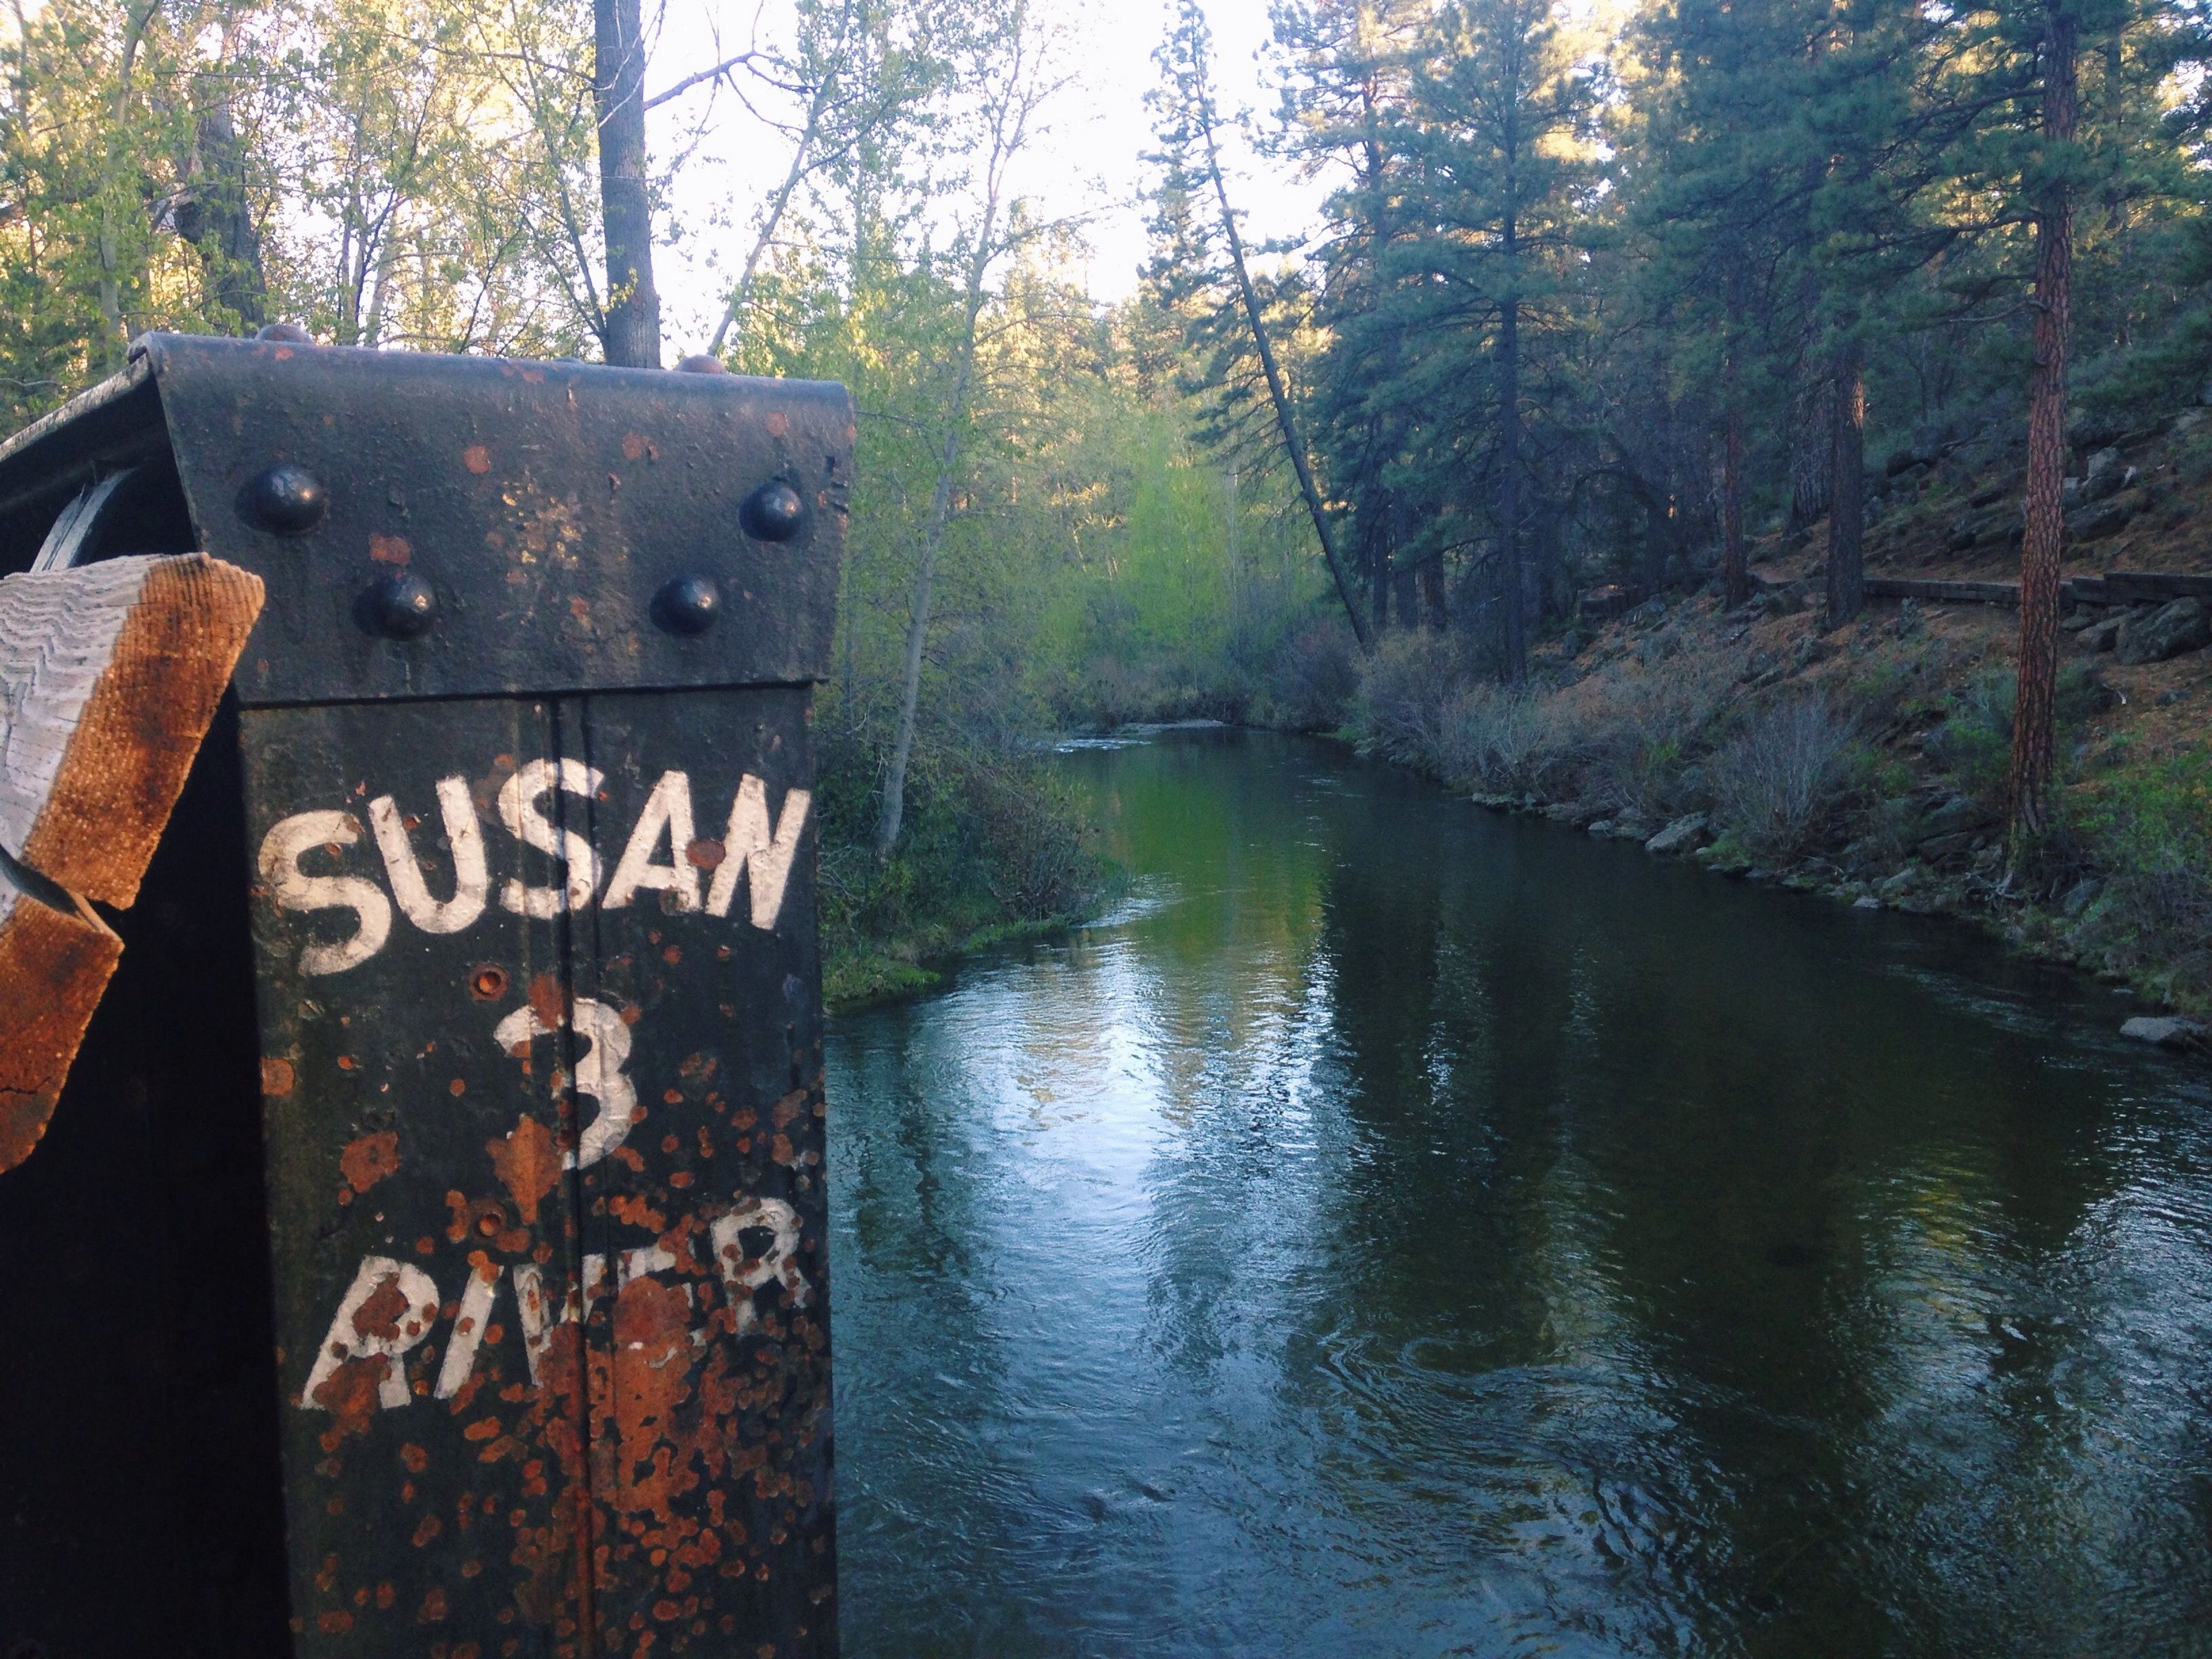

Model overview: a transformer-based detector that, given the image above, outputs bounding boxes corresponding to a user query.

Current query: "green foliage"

[2074,751,2212,997]
[813,722,1115,1006]
[1925,660,2111,807]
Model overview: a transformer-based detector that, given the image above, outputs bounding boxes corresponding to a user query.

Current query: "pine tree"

[1400,0,1599,680]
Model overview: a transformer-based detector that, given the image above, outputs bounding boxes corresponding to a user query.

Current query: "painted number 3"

[492,997,635,1169]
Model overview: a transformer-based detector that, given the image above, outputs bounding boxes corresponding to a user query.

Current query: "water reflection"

[830,729,2212,1658]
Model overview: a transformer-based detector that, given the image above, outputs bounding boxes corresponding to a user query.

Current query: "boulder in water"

[2120,1016,2206,1051]
[1645,813,1710,856]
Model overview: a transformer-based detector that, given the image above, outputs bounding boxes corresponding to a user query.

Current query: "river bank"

[1342,528,2212,1033]
[813,730,1120,1011]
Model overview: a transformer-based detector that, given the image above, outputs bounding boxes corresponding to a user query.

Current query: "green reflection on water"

[830,728,2212,1659]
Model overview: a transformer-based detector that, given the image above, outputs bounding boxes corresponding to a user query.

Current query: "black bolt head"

[740,479,805,543]
[363,573,438,639]
[653,574,722,635]
[241,463,327,535]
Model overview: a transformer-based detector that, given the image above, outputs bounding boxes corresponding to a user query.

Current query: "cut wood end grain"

[0,869,122,1175]
[0,550,263,1174]
[2,552,265,906]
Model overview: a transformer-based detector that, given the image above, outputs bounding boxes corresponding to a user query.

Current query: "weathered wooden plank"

[0,850,122,1172]
[2099,570,2212,603]
[1863,576,2024,605]
[1866,571,2212,609]
[0,551,264,905]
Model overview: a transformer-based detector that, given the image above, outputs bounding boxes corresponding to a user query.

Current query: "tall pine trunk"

[1497,260,1526,683]
[1419,558,1448,630]
[1788,377,1833,530]
[2010,0,2078,851]
[1722,274,1747,609]
[594,0,660,368]
[1825,343,1865,626]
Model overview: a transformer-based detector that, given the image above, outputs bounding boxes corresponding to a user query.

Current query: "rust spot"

[472,964,509,1001]
[376,1582,396,1610]
[622,433,647,461]
[685,837,725,870]
[463,445,492,475]
[529,971,569,1032]
[772,1090,805,1129]
[662,945,681,965]
[354,1274,411,1341]
[609,1193,666,1232]
[316,1611,354,1634]
[261,1056,294,1097]
[402,1443,430,1473]
[369,532,412,566]
[464,1418,502,1442]
[310,1358,384,1439]
[419,1586,450,1622]
[763,411,789,438]
[450,1078,468,1097]
[339,1131,400,1194]
[488,1115,562,1224]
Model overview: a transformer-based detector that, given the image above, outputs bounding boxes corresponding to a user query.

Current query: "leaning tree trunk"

[594,0,661,368]
[1825,343,1865,627]
[2010,0,2078,854]
[1198,112,1369,650]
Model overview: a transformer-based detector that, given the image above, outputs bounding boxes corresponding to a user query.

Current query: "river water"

[824,728,2212,1658]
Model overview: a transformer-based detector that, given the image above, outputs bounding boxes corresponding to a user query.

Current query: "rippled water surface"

[827,728,2212,1658]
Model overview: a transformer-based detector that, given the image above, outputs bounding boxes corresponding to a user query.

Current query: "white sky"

[647,0,1321,353]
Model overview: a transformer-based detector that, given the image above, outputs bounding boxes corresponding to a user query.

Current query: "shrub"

[1707,692,1862,859]
[1349,631,1469,765]
[1433,683,1552,793]
[1264,619,1361,731]
[809,719,1113,1003]
[2076,752,2212,997]
[1926,661,2111,809]
[1568,651,1734,815]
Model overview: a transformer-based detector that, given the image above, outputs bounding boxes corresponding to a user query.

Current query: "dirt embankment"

[1369,407,2212,1037]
